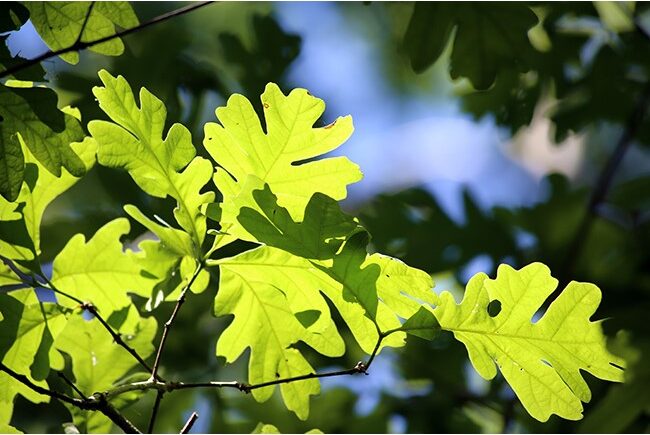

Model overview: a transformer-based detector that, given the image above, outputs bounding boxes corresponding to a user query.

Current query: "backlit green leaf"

[26,2,138,64]
[51,218,153,316]
[89,70,214,253]
[230,178,361,259]
[0,136,96,263]
[204,82,361,250]
[435,263,625,421]
[124,205,210,303]
[0,289,68,420]
[0,410,21,434]
[398,306,440,341]
[55,307,156,432]
[211,187,436,418]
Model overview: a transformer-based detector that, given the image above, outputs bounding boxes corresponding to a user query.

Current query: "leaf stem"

[0,1,215,80]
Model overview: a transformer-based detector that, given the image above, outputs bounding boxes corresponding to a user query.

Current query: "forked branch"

[1,319,430,434]
[0,362,141,434]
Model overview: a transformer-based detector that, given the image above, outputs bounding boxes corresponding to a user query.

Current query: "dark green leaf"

[404,3,538,89]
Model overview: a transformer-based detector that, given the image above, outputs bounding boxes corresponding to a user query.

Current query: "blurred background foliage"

[2,1,650,433]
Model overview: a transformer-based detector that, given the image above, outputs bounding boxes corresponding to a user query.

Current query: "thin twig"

[84,302,158,377]
[147,264,204,432]
[1,362,82,406]
[0,261,156,380]
[0,255,38,287]
[246,327,390,392]
[58,372,86,399]
[104,325,430,400]
[561,21,650,283]
[244,362,368,393]
[73,2,96,46]
[91,393,142,434]
[148,390,164,433]
[180,412,199,434]
[561,81,650,283]
[104,379,246,400]
[43,281,84,306]
[0,363,141,434]
[150,264,204,380]
[41,276,157,378]
[0,1,214,80]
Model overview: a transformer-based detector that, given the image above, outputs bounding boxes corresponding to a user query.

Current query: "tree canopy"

[1,2,649,433]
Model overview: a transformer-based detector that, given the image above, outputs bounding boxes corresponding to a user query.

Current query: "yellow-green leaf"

[204,82,361,250]
[51,218,153,316]
[55,307,156,433]
[26,2,138,64]
[89,70,214,253]
[435,263,625,422]
[0,290,67,419]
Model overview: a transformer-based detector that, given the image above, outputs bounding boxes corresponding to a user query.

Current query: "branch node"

[354,361,368,375]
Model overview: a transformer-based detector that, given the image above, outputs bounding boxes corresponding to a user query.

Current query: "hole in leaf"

[487,300,502,317]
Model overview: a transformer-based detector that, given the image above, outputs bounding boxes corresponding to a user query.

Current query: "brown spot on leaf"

[263,102,269,109]
[324,120,336,129]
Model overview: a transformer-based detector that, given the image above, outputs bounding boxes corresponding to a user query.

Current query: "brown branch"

[83,302,158,378]
[147,263,204,432]
[180,412,199,434]
[104,379,247,400]
[244,361,369,393]
[41,277,157,379]
[0,362,82,406]
[244,327,391,393]
[104,326,402,401]
[57,372,85,400]
[0,260,156,380]
[0,1,214,80]
[150,264,204,380]
[561,81,650,283]
[91,393,142,434]
[148,390,164,433]
[0,363,141,434]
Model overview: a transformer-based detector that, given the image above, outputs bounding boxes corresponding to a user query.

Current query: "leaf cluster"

[0,2,638,434]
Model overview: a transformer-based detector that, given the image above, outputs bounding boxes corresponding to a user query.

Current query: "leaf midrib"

[446,326,601,346]
[106,90,202,251]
